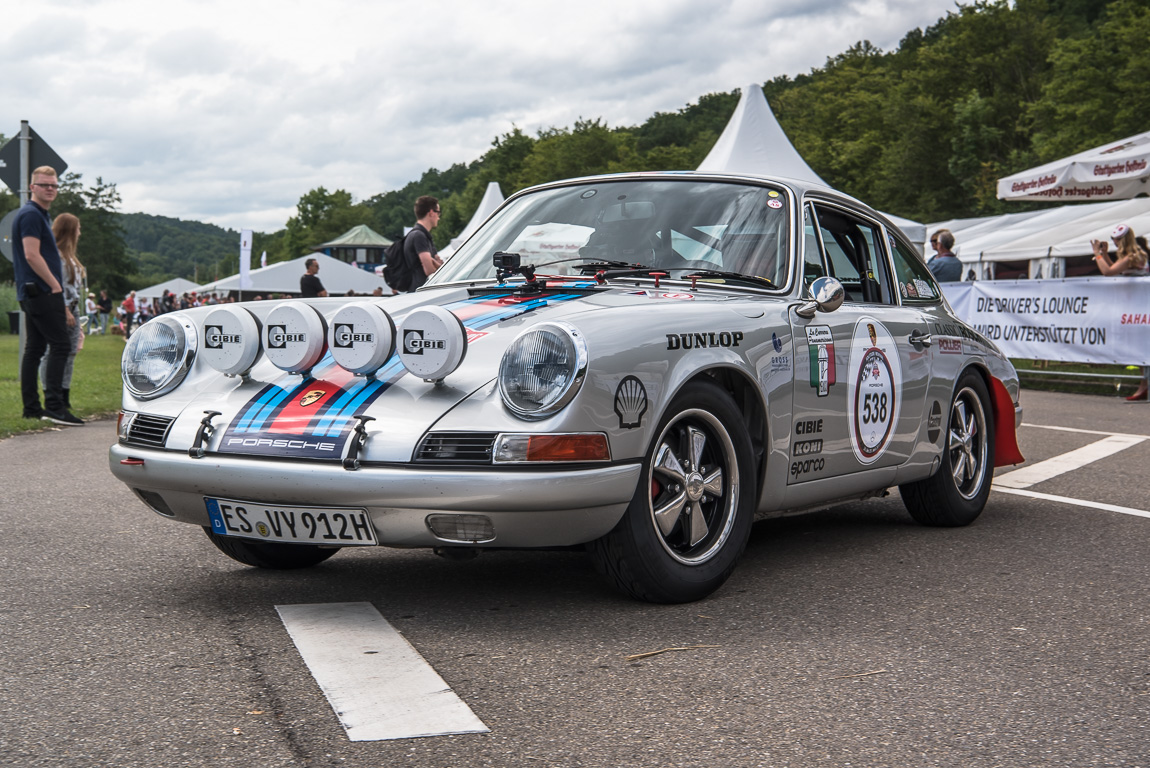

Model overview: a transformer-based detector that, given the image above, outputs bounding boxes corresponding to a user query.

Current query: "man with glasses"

[12,166,83,425]
[401,195,444,292]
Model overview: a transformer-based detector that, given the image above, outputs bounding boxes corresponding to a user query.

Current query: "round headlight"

[122,314,197,399]
[498,322,587,419]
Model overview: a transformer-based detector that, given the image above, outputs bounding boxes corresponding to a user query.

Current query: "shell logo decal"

[614,375,648,429]
[299,390,326,407]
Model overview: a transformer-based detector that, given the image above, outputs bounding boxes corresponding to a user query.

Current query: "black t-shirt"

[300,273,325,298]
[402,224,437,291]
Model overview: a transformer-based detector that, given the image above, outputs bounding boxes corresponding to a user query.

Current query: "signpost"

[0,121,67,202]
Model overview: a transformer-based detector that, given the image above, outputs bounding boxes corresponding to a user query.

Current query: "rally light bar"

[200,301,468,382]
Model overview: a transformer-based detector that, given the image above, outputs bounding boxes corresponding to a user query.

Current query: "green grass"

[0,331,124,438]
[1011,358,1145,397]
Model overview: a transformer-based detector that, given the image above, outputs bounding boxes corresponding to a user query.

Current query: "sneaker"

[41,409,85,426]
[22,409,43,420]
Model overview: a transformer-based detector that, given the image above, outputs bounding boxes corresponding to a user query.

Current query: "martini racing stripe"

[234,354,342,433]
[260,359,358,434]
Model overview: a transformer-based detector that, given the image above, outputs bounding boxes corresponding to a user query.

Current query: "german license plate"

[205,497,378,546]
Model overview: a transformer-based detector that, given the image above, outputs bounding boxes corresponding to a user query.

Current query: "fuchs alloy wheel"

[203,528,341,569]
[590,379,756,603]
[900,371,995,527]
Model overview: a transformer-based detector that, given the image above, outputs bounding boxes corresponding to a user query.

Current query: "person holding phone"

[1092,224,1148,401]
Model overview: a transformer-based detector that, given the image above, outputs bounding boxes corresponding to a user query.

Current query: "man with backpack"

[385,196,443,293]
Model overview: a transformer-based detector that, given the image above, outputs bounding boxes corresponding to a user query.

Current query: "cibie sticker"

[846,318,902,464]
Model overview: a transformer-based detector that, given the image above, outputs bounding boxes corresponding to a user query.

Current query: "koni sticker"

[805,325,835,397]
[846,318,902,464]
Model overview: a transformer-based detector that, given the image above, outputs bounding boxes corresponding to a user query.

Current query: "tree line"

[2,0,1144,291]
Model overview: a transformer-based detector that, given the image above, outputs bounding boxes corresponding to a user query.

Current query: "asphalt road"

[1,389,1147,768]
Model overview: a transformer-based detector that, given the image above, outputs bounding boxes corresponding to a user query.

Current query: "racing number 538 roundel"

[846,317,902,464]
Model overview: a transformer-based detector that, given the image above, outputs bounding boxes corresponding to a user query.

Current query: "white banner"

[239,229,253,290]
[942,278,1150,365]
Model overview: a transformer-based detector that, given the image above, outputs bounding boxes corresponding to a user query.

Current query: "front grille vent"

[127,414,175,448]
[416,432,498,464]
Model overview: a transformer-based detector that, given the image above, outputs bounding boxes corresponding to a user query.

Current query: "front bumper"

[109,443,641,548]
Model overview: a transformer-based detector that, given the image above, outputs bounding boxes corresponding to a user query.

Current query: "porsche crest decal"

[299,389,326,407]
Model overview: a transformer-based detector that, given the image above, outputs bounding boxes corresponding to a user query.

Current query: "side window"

[888,233,942,302]
[809,204,896,305]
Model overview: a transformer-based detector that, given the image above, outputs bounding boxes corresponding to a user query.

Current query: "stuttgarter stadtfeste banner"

[941,277,1150,366]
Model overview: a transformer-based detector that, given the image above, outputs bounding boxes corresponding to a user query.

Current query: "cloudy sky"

[2,0,959,233]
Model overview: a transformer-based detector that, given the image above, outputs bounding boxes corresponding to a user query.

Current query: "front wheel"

[589,380,756,603]
[900,371,995,527]
[203,528,341,569]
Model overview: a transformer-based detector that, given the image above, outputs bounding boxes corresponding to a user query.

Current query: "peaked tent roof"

[135,276,202,301]
[698,84,828,184]
[443,182,505,256]
[196,252,393,294]
[314,224,393,250]
[997,130,1150,202]
[698,84,925,246]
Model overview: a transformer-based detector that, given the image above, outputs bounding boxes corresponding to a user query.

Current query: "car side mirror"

[795,276,844,318]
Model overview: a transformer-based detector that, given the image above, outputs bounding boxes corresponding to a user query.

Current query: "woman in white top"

[41,213,86,410]
[1092,224,1148,401]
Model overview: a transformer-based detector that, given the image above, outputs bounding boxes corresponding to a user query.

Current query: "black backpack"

[382,234,411,292]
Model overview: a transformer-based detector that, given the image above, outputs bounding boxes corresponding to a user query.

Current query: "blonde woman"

[1092,224,1149,401]
[1092,223,1149,276]
[41,213,86,413]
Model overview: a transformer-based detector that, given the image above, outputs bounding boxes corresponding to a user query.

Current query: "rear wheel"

[900,371,994,527]
[589,380,756,603]
[203,528,341,569]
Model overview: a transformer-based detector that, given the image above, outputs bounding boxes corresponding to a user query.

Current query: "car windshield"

[430,178,791,289]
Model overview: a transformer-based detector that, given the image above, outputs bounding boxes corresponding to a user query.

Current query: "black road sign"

[0,126,68,194]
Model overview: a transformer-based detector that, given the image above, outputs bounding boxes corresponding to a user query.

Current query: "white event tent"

[441,182,505,257]
[196,252,393,296]
[698,84,927,249]
[135,276,202,301]
[997,130,1150,202]
[926,197,1150,280]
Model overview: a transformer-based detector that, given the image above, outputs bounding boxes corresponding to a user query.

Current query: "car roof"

[515,170,877,219]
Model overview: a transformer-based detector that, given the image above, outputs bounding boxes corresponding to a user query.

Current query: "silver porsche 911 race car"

[110,172,1023,603]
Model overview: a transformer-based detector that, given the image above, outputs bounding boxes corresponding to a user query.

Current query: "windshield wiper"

[682,269,777,289]
[527,256,649,273]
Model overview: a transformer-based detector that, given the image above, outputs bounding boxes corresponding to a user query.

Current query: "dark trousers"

[20,292,70,414]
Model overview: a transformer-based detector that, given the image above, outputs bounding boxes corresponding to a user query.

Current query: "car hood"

[145,282,760,463]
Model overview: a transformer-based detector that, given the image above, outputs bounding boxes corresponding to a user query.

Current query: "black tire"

[589,380,756,603]
[203,527,341,569]
[900,371,995,527]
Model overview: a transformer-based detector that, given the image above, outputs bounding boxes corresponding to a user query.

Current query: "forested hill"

[118,212,243,288]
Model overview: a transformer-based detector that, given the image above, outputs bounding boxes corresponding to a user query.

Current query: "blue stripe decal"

[237,382,300,433]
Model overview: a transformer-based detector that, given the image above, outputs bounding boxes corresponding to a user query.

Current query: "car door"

[787,201,931,485]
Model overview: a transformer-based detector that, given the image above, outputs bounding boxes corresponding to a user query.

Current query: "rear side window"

[888,233,942,303]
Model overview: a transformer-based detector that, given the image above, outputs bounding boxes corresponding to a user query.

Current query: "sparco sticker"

[846,318,903,464]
